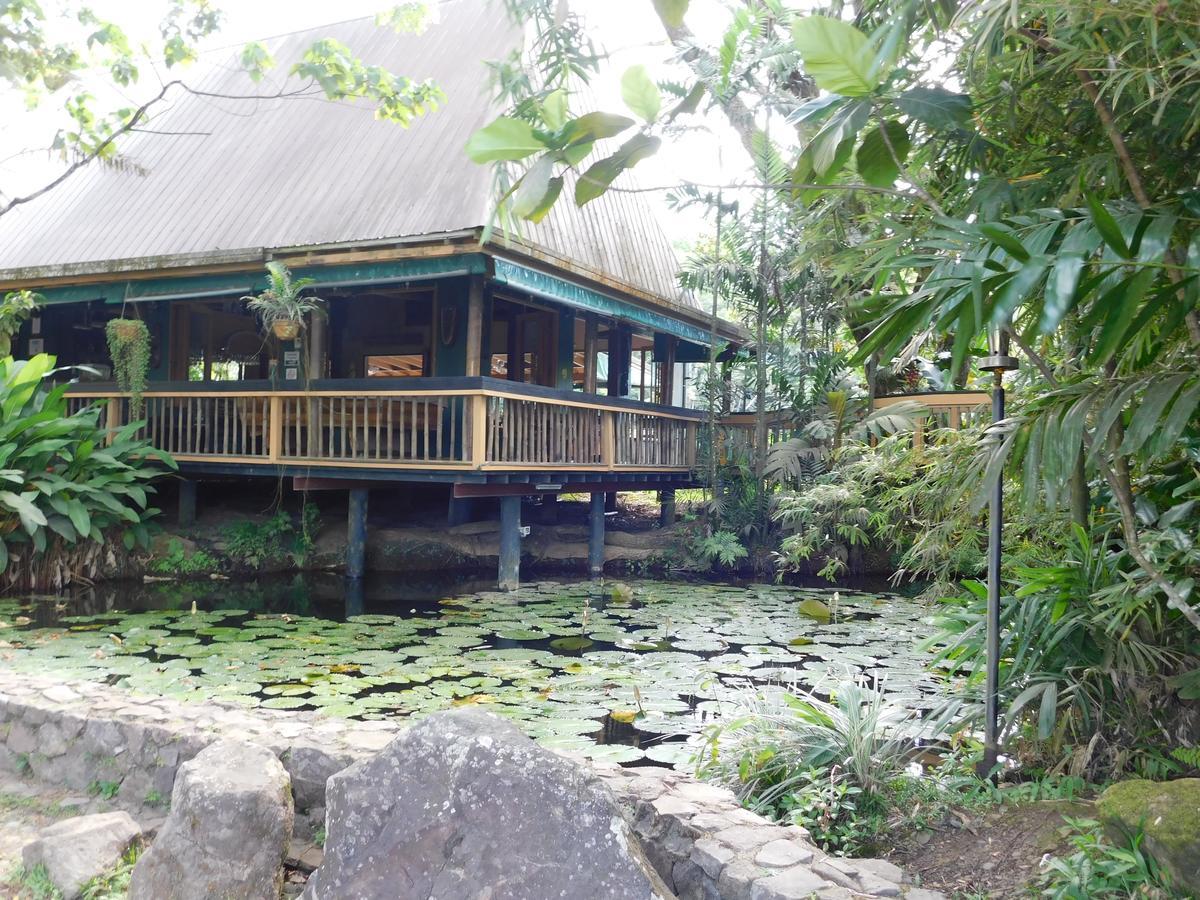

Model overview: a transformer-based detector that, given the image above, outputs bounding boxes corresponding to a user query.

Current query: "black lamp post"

[979,325,1018,777]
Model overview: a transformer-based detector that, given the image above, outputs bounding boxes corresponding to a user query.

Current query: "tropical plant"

[700,677,937,806]
[242,262,326,340]
[105,317,150,417]
[0,354,174,591]
[1038,817,1177,900]
[0,291,41,357]
[927,524,1199,780]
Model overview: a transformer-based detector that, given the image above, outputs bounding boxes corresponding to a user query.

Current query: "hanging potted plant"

[242,261,325,341]
[106,316,151,418]
[0,290,41,357]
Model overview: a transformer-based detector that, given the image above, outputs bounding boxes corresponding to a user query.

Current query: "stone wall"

[0,672,941,899]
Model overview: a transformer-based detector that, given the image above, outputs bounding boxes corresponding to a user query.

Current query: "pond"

[0,576,951,766]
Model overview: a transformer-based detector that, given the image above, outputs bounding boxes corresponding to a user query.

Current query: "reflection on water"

[0,577,947,768]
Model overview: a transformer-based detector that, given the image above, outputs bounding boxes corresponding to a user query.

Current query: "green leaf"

[854,120,910,187]
[1121,374,1187,455]
[620,65,661,123]
[979,225,1030,262]
[896,86,971,130]
[561,112,636,146]
[512,155,555,219]
[651,0,689,29]
[465,117,546,163]
[541,89,568,131]
[665,82,705,122]
[1085,193,1132,259]
[1037,681,1057,740]
[575,134,660,206]
[791,16,883,97]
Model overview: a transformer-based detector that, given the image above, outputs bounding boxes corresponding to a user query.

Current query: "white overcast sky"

[0,0,763,248]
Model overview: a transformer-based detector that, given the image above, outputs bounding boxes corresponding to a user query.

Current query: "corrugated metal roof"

[0,1,694,310]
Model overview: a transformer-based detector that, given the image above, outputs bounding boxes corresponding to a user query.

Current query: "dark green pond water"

[0,576,949,766]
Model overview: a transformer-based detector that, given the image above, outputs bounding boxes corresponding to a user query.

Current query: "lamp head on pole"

[981,321,1019,374]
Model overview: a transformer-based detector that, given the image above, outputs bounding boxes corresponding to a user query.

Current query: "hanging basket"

[109,318,144,341]
[272,320,302,341]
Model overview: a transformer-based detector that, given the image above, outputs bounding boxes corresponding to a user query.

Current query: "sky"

[0,0,757,248]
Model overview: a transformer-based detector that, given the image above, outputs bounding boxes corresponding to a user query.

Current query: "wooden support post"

[583,314,598,394]
[468,394,487,467]
[347,487,368,579]
[659,336,676,405]
[105,397,121,446]
[601,410,615,470]
[588,492,605,579]
[913,416,926,452]
[268,395,283,462]
[465,275,484,377]
[659,489,676,528]
[177,479,197,527]
[499,495,521,591]
[605,491,618,513]
[536,492,559,525]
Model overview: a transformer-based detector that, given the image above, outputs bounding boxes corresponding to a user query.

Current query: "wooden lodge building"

[0,2,743,588]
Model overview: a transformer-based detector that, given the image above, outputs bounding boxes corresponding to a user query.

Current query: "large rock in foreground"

[22,811,142,899]
[129,739,293,900]
[303,708,674,900]
[1097,777,1200,894]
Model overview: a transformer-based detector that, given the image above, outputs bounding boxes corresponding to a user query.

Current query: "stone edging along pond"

[0,671,944,899]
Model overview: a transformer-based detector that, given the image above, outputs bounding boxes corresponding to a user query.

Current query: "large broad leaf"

[854,120,910,187]
[791,16,883,97]
[575,134,660,206]
[801,98,871,179]
[620,65,661,123]
[465,117,545,163]
[651,0,688,29]
[511,155,556,219]
[896,86,972,130]
[561,112,636,146]
[541,89,568,131]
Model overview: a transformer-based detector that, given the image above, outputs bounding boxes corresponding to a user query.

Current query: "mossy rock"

[1097,777,1200,893]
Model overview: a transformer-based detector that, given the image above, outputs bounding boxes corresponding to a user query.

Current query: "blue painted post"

[499,496,521,591]
[343,577,365,618]
[347,488,368,580]
[178,479,197,527]
[588,492,605,579]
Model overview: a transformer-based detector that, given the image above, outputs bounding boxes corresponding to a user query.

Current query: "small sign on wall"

[283,350,300,381]
[28,338,44,354]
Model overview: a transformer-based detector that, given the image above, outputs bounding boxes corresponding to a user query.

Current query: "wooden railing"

[65,378,702,473]
[873,391,990,449]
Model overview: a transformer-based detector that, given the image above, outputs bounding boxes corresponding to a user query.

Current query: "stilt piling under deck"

[346,488,369,580]
[498,495,521,591]
[588,492,606,579]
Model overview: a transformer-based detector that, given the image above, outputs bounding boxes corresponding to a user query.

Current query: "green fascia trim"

[492,258,710,345]
[33,254,490,305]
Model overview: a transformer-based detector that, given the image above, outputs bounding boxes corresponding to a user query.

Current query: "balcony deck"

[66,377,702,488]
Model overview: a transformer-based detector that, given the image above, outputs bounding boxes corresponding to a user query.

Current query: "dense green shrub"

[0,355,174,590]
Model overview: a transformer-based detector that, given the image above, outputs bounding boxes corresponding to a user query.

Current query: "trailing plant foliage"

[0,291,41,355]
[0,355,175,591]
[104,317,150,417]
